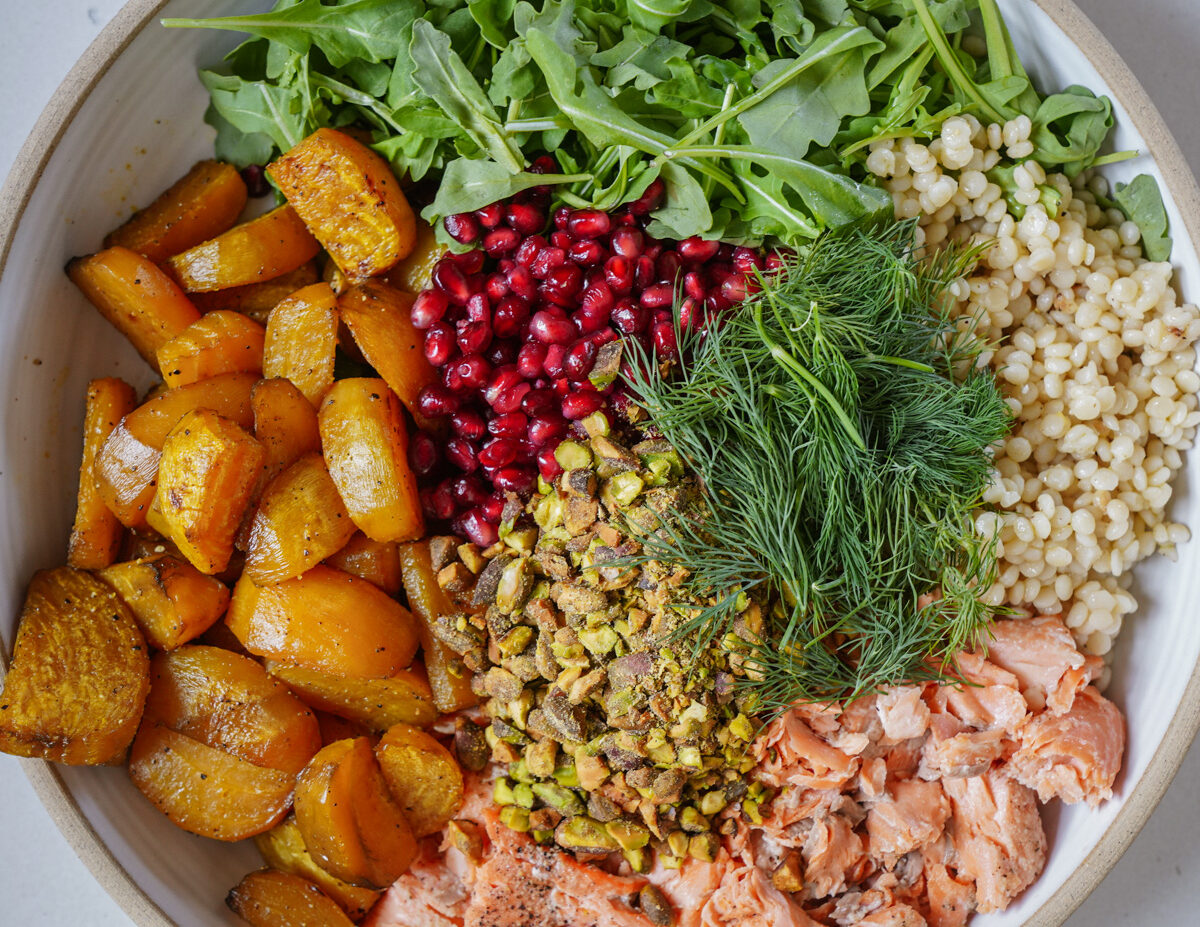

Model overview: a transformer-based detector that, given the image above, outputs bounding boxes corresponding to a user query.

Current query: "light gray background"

[0,0,1196,924]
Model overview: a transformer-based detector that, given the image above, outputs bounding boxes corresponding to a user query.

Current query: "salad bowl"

[1,1,1199,925]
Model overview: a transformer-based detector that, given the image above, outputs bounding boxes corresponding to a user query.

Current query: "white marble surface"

[0,0,1198,924]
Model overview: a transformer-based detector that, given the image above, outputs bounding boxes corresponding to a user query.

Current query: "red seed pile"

[407,159,768,547]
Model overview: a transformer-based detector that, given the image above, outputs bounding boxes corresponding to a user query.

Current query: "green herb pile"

[624,219,1012,706]
[167,0,1168,251]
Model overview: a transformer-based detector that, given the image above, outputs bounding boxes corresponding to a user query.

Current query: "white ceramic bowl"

[2,1,1199,924]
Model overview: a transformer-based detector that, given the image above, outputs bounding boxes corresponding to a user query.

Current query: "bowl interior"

[1,1,1198,925]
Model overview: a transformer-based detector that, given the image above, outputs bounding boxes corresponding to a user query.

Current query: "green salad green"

[166,0,1170,253]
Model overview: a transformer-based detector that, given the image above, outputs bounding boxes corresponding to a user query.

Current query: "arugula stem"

[909,0,1008,124]
[977,0,1013,80]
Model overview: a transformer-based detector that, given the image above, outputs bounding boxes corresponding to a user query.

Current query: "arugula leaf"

[1114,174,1173,261]
[200,69,308,153]
[1030,86,1113,177]
[423,158,589,220]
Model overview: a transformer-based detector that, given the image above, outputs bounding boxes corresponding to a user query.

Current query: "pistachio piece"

[772,850,805,893]
[606,819,650,852]
[568,667,608,704]
[688,832,719,862]
[575,751,610,791]
[543,690,587,742]
[446,819,484,863]
[581,410,611,437]
[679,806,709,833]
[528,807,563,833]
[665,830,690,858]
[497,624,534,656]
[525,738,558,778]
[626,766,655,789]
[639,884,675,926]
[554,440,593,471]
[492,718,530,745]
[554,816,619,854]
[551,581,608,615]
[586,792,622,823]
[472,554,513,607]
[532,782,586,817]
[453,718,489,772]
[500,805,531,832]
[437,562,475,594]
[564,496,600,535]
[577,625,619,656]
[496,558,534,613]
[429,536,460,572]
[483,667,523,703]
[565,468,598,497]
[650,768,688,804]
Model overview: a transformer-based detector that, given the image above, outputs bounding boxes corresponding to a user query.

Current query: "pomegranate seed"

[452,475,489,507]
[485,273,511,302]
[718,243,735,261]
[432,258,473,304]
[542,343,567,378]
[240,165,271,198]
[705,292,732,315]
[529,310,577,345]
[610,227,644,259]
[564,339,598,380]
[611,299,648,334]
[580,279,615,315]
[516,234,547,267]
[551,376,572,397]
[680,297,703,331]
[488,412,528,439]
[506,263,538,300]
[493,295,531,339]
[568,210,611,239]
[733,247,763,274]
[657,251,683,283]
[612,210,638,227]
[553,206,572,230]
[573,306,611,335]
[464,293,491,323]
[478,437,520,470]
[492,466,536,495]
[451,409,487,441]
[683,271,707,301]
[629,178,665,215]
[456,508,499,547]
[542,264,584,305]
[521,388,558,418]
[455,354,491,391]
[587,328,619,349]
[568,239,606,265]
[652,320,678,357]
[537,445,564,480]
[550,230,572,250]
[431,481,457,520]
[634,255,656,288]
[457,320,493,355]
[505,201,545,235]
[451,249,485,275]
[417,383,462,418]
[722,274,749,303]
[562,389,605,420]
[446,437,480,472]
[476,202,504,228]
[678,236,721,262]
[483,227,520,256]
[517,342,548,378]
[604,256,634,294]
[529,155,557,174]
[640,283,675,309]
[493,381,532,414]
[531,246,567,279]
[408,430,439,476]
[487,340,517,367]
[765,251,787,272]
[528,416,568,448]
[424,323,455,366]
[410,290,449,330]
[444,213,480,244]
[443,358,464,392]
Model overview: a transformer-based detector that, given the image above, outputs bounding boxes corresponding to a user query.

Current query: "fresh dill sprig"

[622,218,1011,710]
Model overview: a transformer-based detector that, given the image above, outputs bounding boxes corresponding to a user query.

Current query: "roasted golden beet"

[324,532,402,596]
[375,723,463,838]
[104,160,248,263]
[268,128,417,278]
[152,409,265,574]
[319,379,423,544]
[245,453,356,585]
[398,541,479,714]
[251,377,323,488]
[265,661,437,731]
[226,565,420,678]
[262,283,339,406]
[156,310,266,388]
[99,554,230,650]
[166,205,321,292]
[142,646,321,776]
[68,377,138,569]
[338,282,435,423]
[0,568,149,765]
[385,217,440,294]
[129,723,294,841]
[227,868,357,927]
[190,262,321,325]
[254,816,380,921]
[294,737,417,889]
[68,246,201,371]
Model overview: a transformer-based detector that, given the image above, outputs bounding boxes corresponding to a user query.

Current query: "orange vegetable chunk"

[68,377,138,569]
[104,160,248,263]
[254,816,380,921]
[128,724,294,841]
[385,217,440,294]
[191,262,320,324]
[338,282,435,421]
[152,409,265,573]
[227,869,356,927]
[375,723,463,838]
[99,553,231,650]
[245,453,357,585]
[319,378,424,544]
[252,377,323,485]
[262,283,340,406]
[266,661,437,731]
[226,565,420,678]
[294,737,417,889]
[268,128,416,278]
[142,646,320,776]
[166,204,321,292]
[95,371,258,529]
[0,568,149,765]
[399,541,479,714]
[157,310,266,388]
[324,532,402,596]
[68,246,201,371]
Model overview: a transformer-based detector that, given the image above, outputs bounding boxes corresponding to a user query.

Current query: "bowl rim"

[1,1,1199,925]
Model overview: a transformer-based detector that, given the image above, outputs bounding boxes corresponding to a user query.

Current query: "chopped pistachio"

[679,806,709,833]
[456,542,485,574]
[446,819,484,863]
[453,719,489,772]
[578,625,620,656]
[576,752,610,791]
[512,782,535,809]
[742,798,762,825]
[639,885,675,926]
[532,782,586,817]
[552,762,580,788]
[429,536,460,572]
[688,832,719,862]
[437,562,475,594]
[677,745,702,768]
[494,778,517,806]
[698,790,728,816]
[565,468,598,497]
[582,410,611,437]
[504,526,539,553]
[526,739,558,779]
[496,558,534,613]
[607,820,650,852]
[508,688,535,729]
[498,624,534,656]
[555,816,619,853]
[772,851,805,893]
[624,847,649,873]
[666,830,690,857]
[508,758,534,783]
[554,440,593,470]
[534,492,565,530]
[500,805,531,832]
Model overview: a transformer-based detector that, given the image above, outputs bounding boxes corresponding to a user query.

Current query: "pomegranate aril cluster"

[409,178,762,546]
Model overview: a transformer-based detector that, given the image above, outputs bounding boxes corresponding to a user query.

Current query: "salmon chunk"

[699,864,820,927]
[984,616,1102,713]
[754,710,860,791]
[1008,686,1124,806]
[867,779,950,866]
